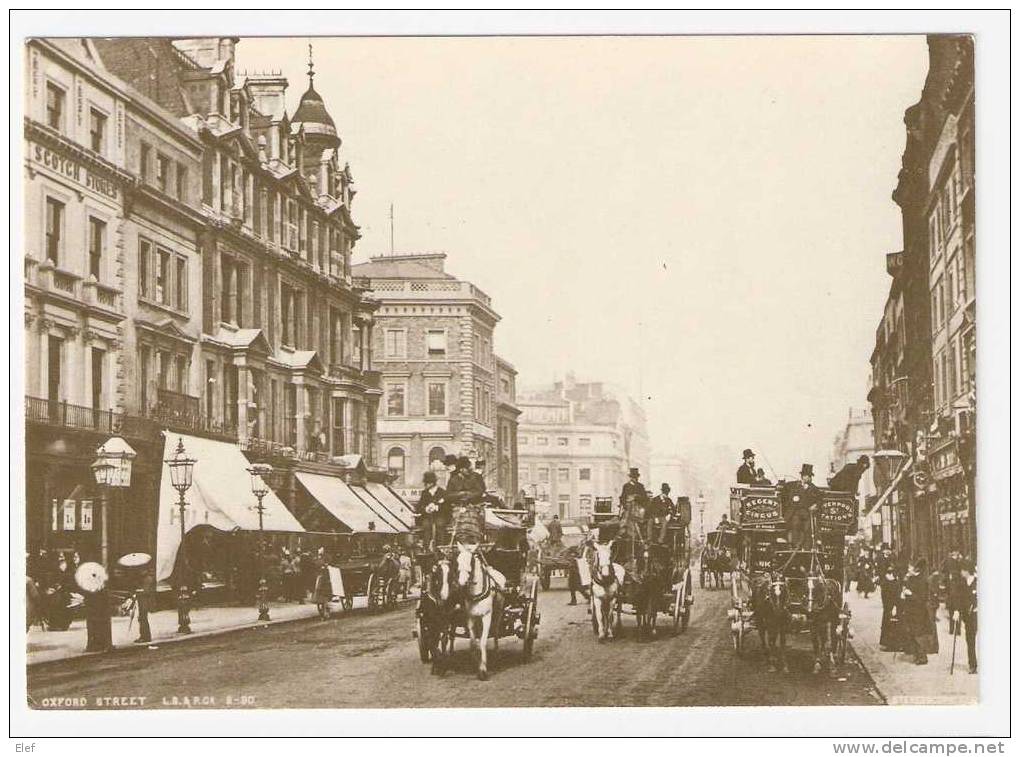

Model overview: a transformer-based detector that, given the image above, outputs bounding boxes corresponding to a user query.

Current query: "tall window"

[286,199,298,250]
[579,468,591,481]
[45,197,63,264]
[155,154,170,192]
[284,384,297,446]
[156,249,171,306]
[384,329,407,358]
[385,382,405,416]
[139,143,151,182]
[280,283,298,346]
[47,335,63,404]
[89,108,106,154]
[205,360,215,421]
[331,396,347,454]
[138,240,151,298]
[387,447,406,486]
[90,348,104,411]
[557,467,569,483]
[45,83,64,131]
[538,467,549,484]
[426,330,447,357]
[175,257,188,311]
[428,446,446,469]
[427,382,446,416]
[88,217,105,279]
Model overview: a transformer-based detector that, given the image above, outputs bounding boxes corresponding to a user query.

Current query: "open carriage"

[700,528,739,589]
[313,531,412,618]
[593,517,694,637]
[727,485,856,670]
[413,505,540,678]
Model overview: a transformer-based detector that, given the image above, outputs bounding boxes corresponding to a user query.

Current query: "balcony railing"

[26,396,121,433]
[328,364,381,388]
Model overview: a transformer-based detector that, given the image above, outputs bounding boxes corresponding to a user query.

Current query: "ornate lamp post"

[165,438,196,634]
[91,437,136,568]
[696,491,706,540]
[247,463,273,621]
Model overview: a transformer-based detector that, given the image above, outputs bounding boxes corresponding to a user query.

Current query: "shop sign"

[62,499,76,530]
[29,141,120,200]
[80,500,94,531]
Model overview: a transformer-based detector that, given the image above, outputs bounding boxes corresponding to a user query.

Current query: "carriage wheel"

[522,580,539,659]
[415,604,431,663]
[367,573,381,610]
[672,581,684,633]
[385,578,398,608]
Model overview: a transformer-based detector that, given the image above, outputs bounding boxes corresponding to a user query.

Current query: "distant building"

[351,253,515,501]
[829,407,877,536]
[517,375,649,520]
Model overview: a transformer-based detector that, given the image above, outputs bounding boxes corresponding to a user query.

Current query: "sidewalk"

[26,591,418,667]
[846,591,978,705]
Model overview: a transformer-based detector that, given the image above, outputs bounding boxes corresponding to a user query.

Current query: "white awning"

[864,457,913,520]
[363,482,416,530]
[156,433,303,581]
[295,472,398,534]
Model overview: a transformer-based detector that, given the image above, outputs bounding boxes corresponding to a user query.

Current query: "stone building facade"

[517,376,649,521]
[24,36,383,562]
[867,36,975,564]
[351,253,515,501]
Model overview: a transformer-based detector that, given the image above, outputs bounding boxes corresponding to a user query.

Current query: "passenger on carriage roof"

[785,464,820,549]
[736,449,758,484]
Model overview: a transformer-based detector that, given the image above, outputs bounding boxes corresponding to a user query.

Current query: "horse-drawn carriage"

[588,515,694,640]
[727,485,856,673]
[413,506,540,680]
[700,529,738,589]
[313,532,409,618]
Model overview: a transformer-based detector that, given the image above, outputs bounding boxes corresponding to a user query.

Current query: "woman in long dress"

[856,554,876,597]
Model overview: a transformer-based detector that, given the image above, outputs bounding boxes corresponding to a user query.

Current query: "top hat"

[660,483,670,491]
[743,448,754,458]
[800,463,814,477]
[629,468,640,477]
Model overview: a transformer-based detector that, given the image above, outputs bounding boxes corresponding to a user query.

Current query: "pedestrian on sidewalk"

[45,553,73,632]
[942,550,962,633]
[901,559,937,665]
[879,564,901,651]
[856,553,875,598]
[134,571,155,644]
[950,561,978,674]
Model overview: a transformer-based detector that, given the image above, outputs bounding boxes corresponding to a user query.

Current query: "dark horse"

[702,544,733,589]
[630,542,670,638]
[750,573,791,672]
[418,554,458,676]
[804,574,845,676]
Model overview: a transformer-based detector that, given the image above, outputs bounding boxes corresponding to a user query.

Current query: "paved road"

[27,581,883,709]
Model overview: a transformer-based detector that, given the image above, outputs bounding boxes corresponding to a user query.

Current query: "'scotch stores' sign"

[28,140,120,200]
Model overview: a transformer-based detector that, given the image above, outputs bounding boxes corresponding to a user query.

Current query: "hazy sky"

[238,35,929,479]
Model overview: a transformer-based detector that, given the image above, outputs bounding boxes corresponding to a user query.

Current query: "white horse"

[456,543,506,680]
[590,541,625,641]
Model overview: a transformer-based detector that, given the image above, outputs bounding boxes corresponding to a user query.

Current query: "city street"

[27,583,883,709]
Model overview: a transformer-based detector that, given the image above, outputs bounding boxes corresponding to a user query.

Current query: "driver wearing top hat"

[736,449,758,485]
[785,463,820,549]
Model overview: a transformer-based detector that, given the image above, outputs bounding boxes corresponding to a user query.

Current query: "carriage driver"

[785,463,821,549]
[416,470,448,552]
[736,449,757,484]
[619,468,648,539]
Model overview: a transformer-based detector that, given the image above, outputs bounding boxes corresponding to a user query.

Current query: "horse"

[420,554,458,676]
[590,540,624,641]
[702,545,732,589]
[455,543,506,681]
[805,574,844,676]
[750,573,791,673]
[631,542,668,638]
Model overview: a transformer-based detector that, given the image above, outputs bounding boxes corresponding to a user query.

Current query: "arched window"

[428,446,446,470]
[387,447,406,485]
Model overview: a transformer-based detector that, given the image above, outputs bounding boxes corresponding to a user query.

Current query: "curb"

[27,595,419,670]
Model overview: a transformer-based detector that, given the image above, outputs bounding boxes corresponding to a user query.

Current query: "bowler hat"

[629,468,640,477]
[456,456,471,470]
[423,471,437,485]
[443,454,458,467]
[800,463,814,477]
[743,448,754,458]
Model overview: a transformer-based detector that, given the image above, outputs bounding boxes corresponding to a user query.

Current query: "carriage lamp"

[165,438,196,634]
[247,463,274,621]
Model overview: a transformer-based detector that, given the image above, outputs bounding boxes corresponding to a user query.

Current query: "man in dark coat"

[416,470,448,551]
[828,455,871,494]
[134,571,155,644]
[648,484,674,543]
[547,515,564,545]
[736,449,758,485]
[784,464,821,549]
[448,456,485,543]
[901,559,936,664]
[619,468,648,539]
[942,550,962,633]
[879,563,901,651]
[951,561,978,674]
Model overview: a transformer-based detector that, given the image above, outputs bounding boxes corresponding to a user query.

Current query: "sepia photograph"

[9,9,1012,743]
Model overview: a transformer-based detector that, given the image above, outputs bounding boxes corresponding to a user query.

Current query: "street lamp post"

[91,437,137,569]
[697,491,706,540]
[165,438,196,634]
[247,463,273,621]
